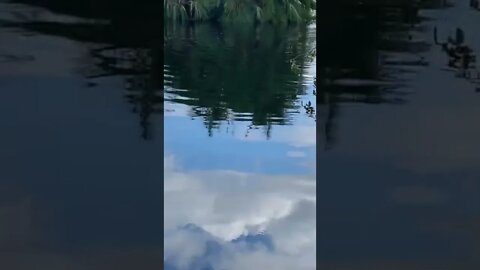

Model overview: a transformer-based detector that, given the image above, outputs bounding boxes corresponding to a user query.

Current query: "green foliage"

[164,0,187,21]
[164,0,315,23]
[164,23,315,133]
[164,0,219,21]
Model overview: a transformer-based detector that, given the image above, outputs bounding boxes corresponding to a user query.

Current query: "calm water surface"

[164,23,316,269]
[3,0,480,269]
[318,1,480,269]
[0,1,316,269]
[0,1,162,269]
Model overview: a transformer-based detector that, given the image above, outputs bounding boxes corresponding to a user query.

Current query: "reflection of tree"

[164,23,314,137]
[87,46,162,140]
[2,12,163,140]
[7,0,316,139]
[316,7,428,150]
[5,8,312,139]
[5,0,430,145]
[84,45,163,140]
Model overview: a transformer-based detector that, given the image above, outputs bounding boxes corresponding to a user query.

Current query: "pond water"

[164,23,316,269]
[0,0,316,269]
[2,0,480,269]
[0,1,162,269]
[318,1,480,269]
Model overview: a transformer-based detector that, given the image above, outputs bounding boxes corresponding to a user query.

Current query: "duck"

[301,101,315,114]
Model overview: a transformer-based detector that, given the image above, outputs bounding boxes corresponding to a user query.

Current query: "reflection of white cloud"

[218,249,314,270]
[164,155,316,270]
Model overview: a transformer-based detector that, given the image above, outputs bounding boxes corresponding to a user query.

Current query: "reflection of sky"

[164,106,316,269]
[164,41,316,175]
[164,115,315,175]
[164,27,316,269]
[164,155,315,270]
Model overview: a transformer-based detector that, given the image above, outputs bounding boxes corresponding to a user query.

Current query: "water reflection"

[12,0,162,20]
[162,16,316,270]
[316,6,430,149]
[1,14,317,141]
[164,155,315,270]
[318,2,480,269]
[164,23,316,137]
[0,11,163,140]
[2,2,317,269]
[0,1,162,269]
[1,6,317,141]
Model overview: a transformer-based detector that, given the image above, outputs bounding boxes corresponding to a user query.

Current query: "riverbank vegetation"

[164,0,316,23]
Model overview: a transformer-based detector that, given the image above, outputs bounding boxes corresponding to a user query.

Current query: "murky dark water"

[318,1,480,269]
[0,1,162,269]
